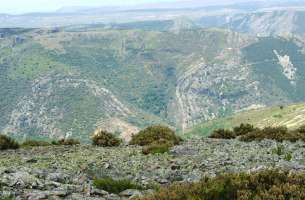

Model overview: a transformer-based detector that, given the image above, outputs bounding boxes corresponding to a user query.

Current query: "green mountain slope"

[1,26,305,142]
[187,102,305,137]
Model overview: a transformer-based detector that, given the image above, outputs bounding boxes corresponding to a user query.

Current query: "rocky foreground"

[1,138,305,199]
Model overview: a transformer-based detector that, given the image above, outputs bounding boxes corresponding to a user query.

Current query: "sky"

[0,0,261,14]
[0,0,179,14]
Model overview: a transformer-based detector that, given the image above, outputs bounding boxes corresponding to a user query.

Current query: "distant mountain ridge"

[2,0,305,31]
[198,10,305,36]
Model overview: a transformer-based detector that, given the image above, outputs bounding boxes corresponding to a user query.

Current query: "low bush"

[22,138,79,147]
[21,140,51,147]
[130,125,181,146]
[239,126,300,142]
[53,138,80,146]
[93,177,143,194]
[209,129,235,139]
[209,124,257,139]
[137,170,305,200]
[130,125,181,155]
[298,125,305,133]
[284,152,293,161]
[0,134,19,150]
[272,144,285,156]
[210,124,305,143]
[233,123,257,136]
[58,138,80,146]
[142,142,171,155]
[91,129,121,147]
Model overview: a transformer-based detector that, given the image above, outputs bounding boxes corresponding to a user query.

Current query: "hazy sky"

[0,0,180,14]
[0,0,261,14]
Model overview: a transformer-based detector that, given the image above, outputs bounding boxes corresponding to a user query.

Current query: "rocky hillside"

[188,102,305,137]
[1,27,305,140]
[1,138,305,199]
[199,10,305,36]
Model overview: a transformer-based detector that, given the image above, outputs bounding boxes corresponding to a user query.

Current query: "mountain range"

[1,0,305,31]
[1,24,305,141]
[0,1,305,141]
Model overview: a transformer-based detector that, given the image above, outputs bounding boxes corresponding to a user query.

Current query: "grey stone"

[158,179,169,184]
[47,173,69,183]
[9,171,38,189]
[26,191,50,200]
[50,189,70,197]
[106,194,121,200]
[3,138,305,199]
[119,189,142,197]
[90,188,108,196]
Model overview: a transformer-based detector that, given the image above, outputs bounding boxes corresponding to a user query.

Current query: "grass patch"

[188,102,305,137]
[142,142,171,155]
[21,138,80,148]
[93,177,143,194]
[0,198,14,200]
[1,135,81,150]
[21,140,51,148]
[138,170,305,200]
[273,114,283,118]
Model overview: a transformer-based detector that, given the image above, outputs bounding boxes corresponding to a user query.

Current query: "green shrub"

[93,177,143,194]
[142,142,171,155]
[209,124,256,139]
[209,129,235,139]
[91,129,121,147]
[240,126,293,142]
[60,138,80,145]
[21,140,51,147]
[233,123,256,136]
[138,170,305,200]
[284,152,293,161]
[130,125,181,146]
[0,134,19,150]
[272,144,285,156]
[273,114,283,118]
[298,125,305,133]
[212,125,305,143]
[52,138,80,146]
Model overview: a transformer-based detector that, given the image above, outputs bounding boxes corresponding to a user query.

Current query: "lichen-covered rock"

[119,189,143,198]
[1,138,305,199]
